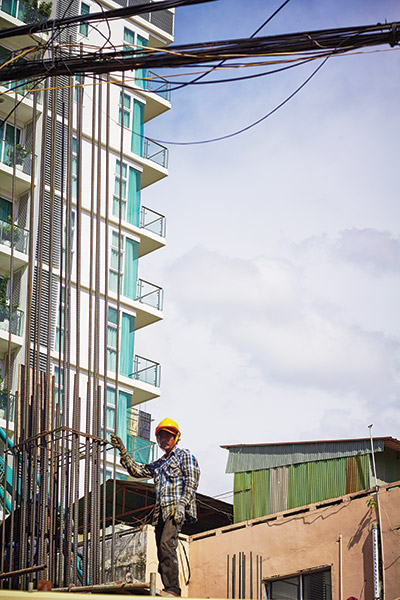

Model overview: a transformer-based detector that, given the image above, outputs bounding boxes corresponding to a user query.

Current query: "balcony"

[125,354,160,405]
[134,278,163,330]
[0,306,24,352]
[145,72,171,103]
[0,0,49,46]
[0,80,43,124]
[0,139,33,195]
[0,391,15,421]
[131,133,168,189]
[126,434,156,464]
[136,206,166,258]
[113,0,174,40]
[142,71,171,122]
[0,218,29,270]
[0,0,49,23]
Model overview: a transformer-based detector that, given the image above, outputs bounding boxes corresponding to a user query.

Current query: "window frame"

[112,159,128,221]
[79,1,90,36]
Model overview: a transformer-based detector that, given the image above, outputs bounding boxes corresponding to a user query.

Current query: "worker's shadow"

[347,510,373,549]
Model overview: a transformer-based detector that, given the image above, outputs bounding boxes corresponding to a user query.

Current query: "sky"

[136,0,400,500]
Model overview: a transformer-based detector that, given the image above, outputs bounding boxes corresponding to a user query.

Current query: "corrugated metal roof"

[224,438,391,474]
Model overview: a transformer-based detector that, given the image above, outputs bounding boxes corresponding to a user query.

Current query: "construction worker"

[110,418,200,597]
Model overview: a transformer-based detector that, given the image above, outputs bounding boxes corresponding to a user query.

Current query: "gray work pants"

[155,515,181,596]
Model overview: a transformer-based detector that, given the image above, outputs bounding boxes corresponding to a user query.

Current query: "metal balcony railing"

[140,206,166,238]
[0,139,33,176]
[137,278,163,311]
[145,71,171,102]
[132,355,160,388]
[126,434,156,464]
[0,218,29,254]
[0,0,49,24]
[0,392,15,421]
[0,306,24,336]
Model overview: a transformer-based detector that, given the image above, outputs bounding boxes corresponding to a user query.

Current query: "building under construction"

[0,0,177,590]
[1,0,400,596]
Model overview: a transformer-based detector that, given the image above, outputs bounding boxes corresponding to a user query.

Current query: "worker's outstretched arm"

[110,433,154,479]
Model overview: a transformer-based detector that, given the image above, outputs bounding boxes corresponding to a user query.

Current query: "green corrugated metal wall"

[234,454,372,522]
[233,471,251,523]
[287,458,348,508]
[234,470,270,522]
[251,468,270,519]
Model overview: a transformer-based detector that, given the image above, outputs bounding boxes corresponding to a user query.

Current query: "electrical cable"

[159,0,293,94]
[150,52,331,145]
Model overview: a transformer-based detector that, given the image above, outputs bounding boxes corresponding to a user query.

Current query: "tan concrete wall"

[189,483,400,600]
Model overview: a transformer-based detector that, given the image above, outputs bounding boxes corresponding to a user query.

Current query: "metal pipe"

[369,425,385,599]
[101,72,111,584]
[111,72,126,582]
[250,551,253,599]
[242,552,246,599]
[232,554,236,599]
[150,572,157,596]
[0,564,47,579]
[372,523,380,599]
[227,555,229,599]
[338,534,343,600]
[238,551,241,600]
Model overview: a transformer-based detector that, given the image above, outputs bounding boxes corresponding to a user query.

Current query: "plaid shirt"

[119,446,200,524]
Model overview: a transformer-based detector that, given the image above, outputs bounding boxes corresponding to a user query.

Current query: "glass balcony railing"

[126,434,156,464]
[0,0,50,24]
[0,392,15,421]
[143,137,168,168]
[1,79,42,104]
[132,355,160,388]
[137,278,163,311]
[145,71,171,102]
[0,306,24,336]
[0,139,33,176]
[0,218,29,254]
[140,206,166,238]
[132,133,168,169]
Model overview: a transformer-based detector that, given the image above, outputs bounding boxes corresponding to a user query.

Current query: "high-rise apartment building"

[0,0,173,482]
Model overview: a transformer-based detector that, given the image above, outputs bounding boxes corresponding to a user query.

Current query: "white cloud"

[138,0,400,497]
[333,228,400,274]
[138,245,400,496]
[165,246,399,398]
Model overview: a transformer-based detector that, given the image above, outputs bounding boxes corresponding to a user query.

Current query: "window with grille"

[265,569,332,600]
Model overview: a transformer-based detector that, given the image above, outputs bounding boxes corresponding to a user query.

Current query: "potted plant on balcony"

[6,144,29,169]
[23,0,52,24]
[0,275,9,323]
[15,143,29,168]
[3,215,21,244]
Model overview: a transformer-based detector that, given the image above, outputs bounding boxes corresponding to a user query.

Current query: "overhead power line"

[0,0,216,41]
[0,21,399,82]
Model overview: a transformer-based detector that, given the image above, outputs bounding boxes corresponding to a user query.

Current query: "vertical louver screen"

[30,268,59,348]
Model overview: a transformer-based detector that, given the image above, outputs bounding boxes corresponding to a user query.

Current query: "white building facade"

[0,0,173,478]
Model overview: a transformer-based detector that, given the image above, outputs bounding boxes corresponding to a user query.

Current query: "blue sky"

[138,0,400,500]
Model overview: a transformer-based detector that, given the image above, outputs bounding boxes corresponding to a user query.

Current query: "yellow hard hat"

[155,418,181,442]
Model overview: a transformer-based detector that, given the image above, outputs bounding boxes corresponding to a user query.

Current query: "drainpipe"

[368,425,385,599]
